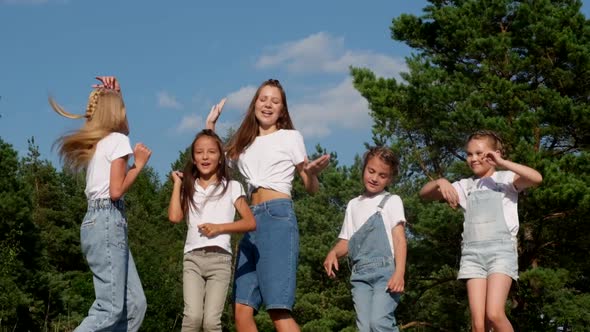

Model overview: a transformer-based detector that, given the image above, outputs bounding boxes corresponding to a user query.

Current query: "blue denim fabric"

[233,198,299,311]
[458,179,518,280]
[348,194,400,332]
[75,199,146,332]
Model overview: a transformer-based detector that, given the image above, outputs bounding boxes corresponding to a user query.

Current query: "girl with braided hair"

[51,76,151,331]
[419,130,542,332]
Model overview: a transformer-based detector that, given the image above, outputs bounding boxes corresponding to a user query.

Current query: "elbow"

[168,212,183,224]
[109,188,124,201]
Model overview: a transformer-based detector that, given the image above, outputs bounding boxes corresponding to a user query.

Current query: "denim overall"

[348,194,400,332]
[459,173,518,280]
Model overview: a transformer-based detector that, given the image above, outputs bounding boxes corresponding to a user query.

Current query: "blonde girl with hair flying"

[51,76,151,331]
[206,79,330,332]
[419,130,542,332]
[168,129,256,332]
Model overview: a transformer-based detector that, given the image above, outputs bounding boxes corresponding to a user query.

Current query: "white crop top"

[235,129,307,195]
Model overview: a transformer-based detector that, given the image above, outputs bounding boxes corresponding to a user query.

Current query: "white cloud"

[224,85,257,113]
[157,91,183,110]
[176,114,203,133]
[290,78,371,138]
[256,32,406,78]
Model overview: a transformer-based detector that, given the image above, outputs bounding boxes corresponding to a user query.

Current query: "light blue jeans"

[75,199,147,332]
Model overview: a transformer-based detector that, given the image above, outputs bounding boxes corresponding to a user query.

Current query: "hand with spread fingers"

[92,76,121,92]
[436,178,459,209]
[206,98,226,130]
[303,154,331,177]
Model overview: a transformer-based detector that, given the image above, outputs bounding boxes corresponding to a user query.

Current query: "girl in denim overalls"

[324,147,407,332]
[167,129,255,332]
[420,130,542,332]
[206,80,330,331]
[51,76,152,331]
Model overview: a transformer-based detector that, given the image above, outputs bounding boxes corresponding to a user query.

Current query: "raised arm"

[205,98,226,132]
[419,178,459,209]
[484,151,543,191]
[110,143,152,201]
[297,154,331,194]
[167,170,184,223]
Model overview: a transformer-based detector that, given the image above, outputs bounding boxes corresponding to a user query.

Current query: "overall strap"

[464,177,477,195]
[377,193,392,211]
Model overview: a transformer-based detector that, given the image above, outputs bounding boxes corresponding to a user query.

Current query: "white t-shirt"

[184,180,245,254]
[338,191,406,257]
[452,170,519,237]
[85,132,133,200]
[235,129,306,195]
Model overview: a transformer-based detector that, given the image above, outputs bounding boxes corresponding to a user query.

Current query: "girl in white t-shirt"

[206,79,330,331]
[323,147,407,332]
[168,129,255,332]
[419,130,542,332]
[51,76,151,331]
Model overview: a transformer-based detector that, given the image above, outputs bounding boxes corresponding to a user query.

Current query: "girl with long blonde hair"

[51,76,151,332]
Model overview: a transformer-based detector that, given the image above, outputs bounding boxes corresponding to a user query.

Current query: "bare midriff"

[250,187,290,205]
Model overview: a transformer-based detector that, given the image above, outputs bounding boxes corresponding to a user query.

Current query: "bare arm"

[323,239,349,278]
[109,143,152,201]
[205,98,226,132]
[419,178,459,209]
[167,171,184,223]
[485,151,542,191]
[198,196,256,237]
[297,154,330,194]
[387,223,407,293]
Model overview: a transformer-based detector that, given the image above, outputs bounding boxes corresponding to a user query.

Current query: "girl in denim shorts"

[206,80,330,331]
[420,130,542,332]
[51,76,151,331]
[168,129,255,332]
[324,147,407,332]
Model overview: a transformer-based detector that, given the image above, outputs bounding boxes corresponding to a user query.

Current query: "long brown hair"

[181,129,230,216]
[225,79,294,159]
[51,88,129,171]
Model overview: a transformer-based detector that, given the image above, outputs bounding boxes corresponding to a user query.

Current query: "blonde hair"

[51,88,129,171]
[467,130,505,156]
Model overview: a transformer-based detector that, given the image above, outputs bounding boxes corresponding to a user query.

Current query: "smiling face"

[192,135,221,181]
[466,138,497,178]
[254,85,284,132]
[363,156,393,196]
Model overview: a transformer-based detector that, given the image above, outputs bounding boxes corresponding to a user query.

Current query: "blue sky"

[1,0,587,180]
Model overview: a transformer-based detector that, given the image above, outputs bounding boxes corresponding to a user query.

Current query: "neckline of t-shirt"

[257,128,284,138]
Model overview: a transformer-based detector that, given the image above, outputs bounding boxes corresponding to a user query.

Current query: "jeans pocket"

[81,217,96,228]
[265,203,293,220]
[110,216,128,251]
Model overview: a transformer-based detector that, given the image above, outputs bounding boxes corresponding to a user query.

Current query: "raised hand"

[484,150,505,167]
[206,98,226,131]
[92,76,121,92]
[303,154,330,177]
[170,170,183,185]
[133,143,152,169]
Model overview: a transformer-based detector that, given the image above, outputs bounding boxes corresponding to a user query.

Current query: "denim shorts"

[458,239,519,280]
[233,198,299,311]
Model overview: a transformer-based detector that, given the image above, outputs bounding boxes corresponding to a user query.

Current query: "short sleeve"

[289,131,307,165]
[498,170,519,194]
[107,133,133,162]
[452,179,468,210]
[338,202,354,240]
[383,195,406,229]
[230,180,246,204]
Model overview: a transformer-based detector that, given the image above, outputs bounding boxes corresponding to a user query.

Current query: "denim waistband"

[350,256,394,273]
[87,198,125,211]
[250,198,293,214]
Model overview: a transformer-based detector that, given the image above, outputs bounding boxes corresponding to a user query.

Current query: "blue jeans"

[75,199,147,332]
[233,198,299,311]
[351,259,400,332]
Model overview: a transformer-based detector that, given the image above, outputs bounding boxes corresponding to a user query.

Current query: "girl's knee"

[485,308,507,324]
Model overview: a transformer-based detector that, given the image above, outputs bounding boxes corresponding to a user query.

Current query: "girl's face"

[254,85,283,131]
[466,138,496,178]
[363,156,393,196]
[193,136,221,180]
